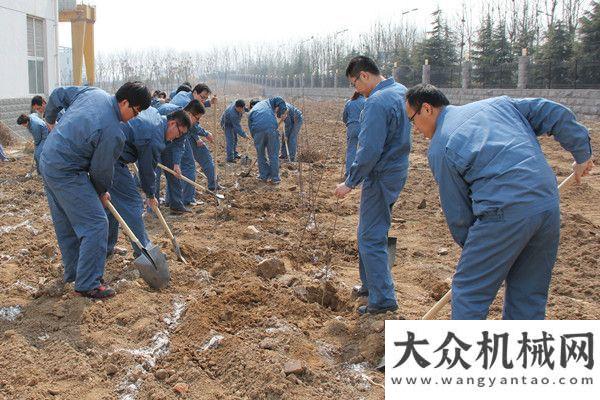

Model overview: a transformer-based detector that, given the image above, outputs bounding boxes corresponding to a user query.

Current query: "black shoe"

[170,206,191,215]
[357,304,398,315]
[352,285,369,297]
[77,284,116,299]
[227,159,237,164]
[234,154,241,159]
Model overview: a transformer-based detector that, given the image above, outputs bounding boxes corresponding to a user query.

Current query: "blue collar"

[111,96,123,122]
[429,106,448,150]
[370,77,395,96]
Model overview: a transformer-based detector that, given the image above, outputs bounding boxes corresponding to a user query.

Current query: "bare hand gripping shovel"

[149,202,187,264]
[105,200,170,290]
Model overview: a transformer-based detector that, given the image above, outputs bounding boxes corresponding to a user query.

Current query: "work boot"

[357,304,398,315]
[170,206,192,215]
[77,284,116,299]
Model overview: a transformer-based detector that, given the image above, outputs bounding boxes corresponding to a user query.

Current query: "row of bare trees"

[94,0,599,91]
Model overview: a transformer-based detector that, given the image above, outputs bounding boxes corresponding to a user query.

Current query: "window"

[27,16,45,94]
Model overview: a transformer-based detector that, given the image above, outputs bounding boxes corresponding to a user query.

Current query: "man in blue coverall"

[220,99,248,162]
[17,113,49,173]
[334,56,411,315]
[40,82,151,299]
[107,108,191,257]
[280,102,303,162]
[248,97,287,184]
[171,83,219,204]
[343,92,366,176]
[405,83,594,319]
[156,100,215,212]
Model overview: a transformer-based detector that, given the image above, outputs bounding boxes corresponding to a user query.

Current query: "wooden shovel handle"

[105,200,144,248]
[558,172,575,191]
[157,163,208,192]
[422,290,452,320]
[150,203,175,241]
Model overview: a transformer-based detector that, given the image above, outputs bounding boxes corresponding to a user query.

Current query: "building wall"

[0,1,59,141]
[0,0,59,99]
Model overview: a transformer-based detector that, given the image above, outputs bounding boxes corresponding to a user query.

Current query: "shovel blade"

[134,245,170,290]
[171,238,187,264]
[241,155,251,166]
[387,236,397,270]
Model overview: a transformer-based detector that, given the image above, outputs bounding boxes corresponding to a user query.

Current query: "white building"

[59,45,73,85]
[0,0,60,99]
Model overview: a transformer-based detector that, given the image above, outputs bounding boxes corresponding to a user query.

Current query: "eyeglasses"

[130,105,140,117]
[409,106,422,122]
[349,75,361,88]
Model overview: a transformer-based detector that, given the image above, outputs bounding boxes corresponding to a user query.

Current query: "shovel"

[157,163,225,201]
[387,236,397,269]
[149,202,187,264]
[420,172,577,320]
[105,200,170,290]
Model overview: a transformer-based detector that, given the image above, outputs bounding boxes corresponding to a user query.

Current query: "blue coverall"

[40,86,125,292]
[107,107,166,256]
[345,78,411,311]
[428,96,592,320]
[220,103,247,162]
[156,103,187,209]
[280,103,303,161]
[26,113,50,173]
[248,97,287,182]
[342,95,366,176]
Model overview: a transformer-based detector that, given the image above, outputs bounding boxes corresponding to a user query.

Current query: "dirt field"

[0,97,598,400]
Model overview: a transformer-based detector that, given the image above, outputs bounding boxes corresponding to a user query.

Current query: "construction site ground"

[1,98,598,399]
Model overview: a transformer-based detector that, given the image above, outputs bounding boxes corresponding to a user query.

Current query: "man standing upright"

[334,56,412,315]
[40,82,151,299]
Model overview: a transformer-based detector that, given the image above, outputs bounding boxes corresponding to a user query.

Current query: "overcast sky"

[59,0,478,54]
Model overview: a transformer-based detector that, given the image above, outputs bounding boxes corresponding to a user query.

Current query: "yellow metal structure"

[59,4,96,86]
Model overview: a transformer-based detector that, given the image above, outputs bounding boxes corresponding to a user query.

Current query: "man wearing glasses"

[405,84,594,319]
[156,100,209,213]
[40,82,152,299]
[107,108,191,257]
[171,83,220,205]
[334,56,412,315]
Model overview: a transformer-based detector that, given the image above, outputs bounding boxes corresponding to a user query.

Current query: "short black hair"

[31,95,45,107]
[182,81,191,87]
[115,81,151,110]
[17,114,30,125]
[193,83,211,95]
[167,109,192,130]
[405,84,450,110]
[234,99,246,109]
[345,56,380,78]
[175,84,192,94]
[184,99,206,116]
[249,98,260,109]
[158,91,167,99]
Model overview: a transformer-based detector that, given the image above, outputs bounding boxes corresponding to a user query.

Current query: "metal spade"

[105,200,170,290]
[149,202,187,264]
[387,236,398,269]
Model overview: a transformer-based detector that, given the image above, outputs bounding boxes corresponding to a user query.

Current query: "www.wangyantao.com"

[389,376,594,387]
